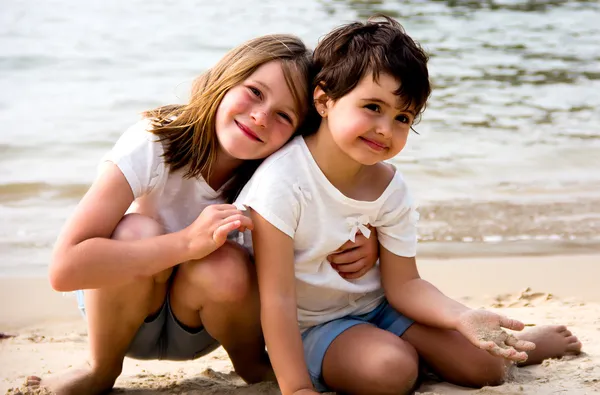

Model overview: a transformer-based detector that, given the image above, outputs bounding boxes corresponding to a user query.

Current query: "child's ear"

[313,84,330,117]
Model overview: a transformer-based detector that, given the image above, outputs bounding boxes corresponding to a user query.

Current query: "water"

[1,0,599,275]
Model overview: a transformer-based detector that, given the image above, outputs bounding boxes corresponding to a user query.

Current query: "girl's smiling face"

[215,60,302,162]
[319,72,416,166]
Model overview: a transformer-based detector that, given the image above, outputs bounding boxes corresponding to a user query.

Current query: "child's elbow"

[48,267,72,292]
[48,250,76,292]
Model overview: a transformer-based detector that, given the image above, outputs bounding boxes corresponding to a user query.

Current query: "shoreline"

[2,254,598,330]
[4,245,599,279]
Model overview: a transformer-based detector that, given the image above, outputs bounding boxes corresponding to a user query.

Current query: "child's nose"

[377,121,393,138]
[250,109,268,128]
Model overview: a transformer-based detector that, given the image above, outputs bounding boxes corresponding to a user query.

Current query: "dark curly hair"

[312,15,431,122]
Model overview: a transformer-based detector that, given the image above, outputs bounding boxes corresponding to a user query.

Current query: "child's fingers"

[332,239,356,253]
[483,343,520,361]
[478,341,506,359]
[500,348,528,362]
[332,231,369,253]
[513,352,529,363]
[212,214,253,245]
[237,215,254,231]
[328,248,361,264]
[333,260,363,273]
[505,334,536,351]
[477,340,497,352]
[207,203,238,211]
[482,340,529,362]
[340,262,372,279]
[498,315,525,332]
[213,220,241,244]
[222,214,253,231]
[201,204,239,217]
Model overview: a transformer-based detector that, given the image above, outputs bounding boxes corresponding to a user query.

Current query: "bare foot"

[25,363,117,395]
[516,325,582,366]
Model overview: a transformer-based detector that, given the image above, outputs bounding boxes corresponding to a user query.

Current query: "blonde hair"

[145,34,312,202]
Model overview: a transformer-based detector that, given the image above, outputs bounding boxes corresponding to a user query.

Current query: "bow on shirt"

[346,215,371,242]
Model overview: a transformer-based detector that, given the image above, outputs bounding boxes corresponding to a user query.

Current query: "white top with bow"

[236,136,418,331]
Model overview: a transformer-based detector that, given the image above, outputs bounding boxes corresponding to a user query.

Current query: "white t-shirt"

[102,119,226,234]
[236,136,419,330]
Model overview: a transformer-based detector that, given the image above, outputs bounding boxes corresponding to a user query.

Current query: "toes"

[555,325,568,333]
[566,340,582,354]
[562,330,572,337]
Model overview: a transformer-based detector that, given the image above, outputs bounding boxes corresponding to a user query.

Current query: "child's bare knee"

[370,361,418,394]
[179,242,253,304]
[366,341,419,394]
[112,214,164,241]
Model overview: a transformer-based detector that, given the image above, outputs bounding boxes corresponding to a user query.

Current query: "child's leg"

[28,214,171,395]
[169,240,271,383]
[402,322,581,388]
[320,324,418,395]
[402,323,506,387]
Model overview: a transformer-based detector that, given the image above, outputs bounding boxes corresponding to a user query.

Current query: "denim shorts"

[301,300,414,392]
[75,290,220,360]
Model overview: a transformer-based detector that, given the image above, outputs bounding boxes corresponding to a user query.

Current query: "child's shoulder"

[367,162,408,197]
[375,161,397,183]
[108,118,163,159]
[236,137,307,207]
[115,117,160,145]
[256,136,306,173]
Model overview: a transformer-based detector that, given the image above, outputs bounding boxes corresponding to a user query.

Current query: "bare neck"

[202,148,244,191]
[304,126,368,196]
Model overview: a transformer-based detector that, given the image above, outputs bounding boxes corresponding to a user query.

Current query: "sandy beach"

[1,254,599,395]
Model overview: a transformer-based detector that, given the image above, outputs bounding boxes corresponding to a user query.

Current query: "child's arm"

[50,163,250,292]
[250,209,317,395]
[380,249,535,362]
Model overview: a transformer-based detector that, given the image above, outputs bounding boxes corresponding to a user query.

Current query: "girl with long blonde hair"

[27,34,380,395]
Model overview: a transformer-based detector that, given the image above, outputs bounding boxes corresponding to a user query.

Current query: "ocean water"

[1,0,599,275]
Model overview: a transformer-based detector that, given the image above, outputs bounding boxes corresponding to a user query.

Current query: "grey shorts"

[75,290,220,360]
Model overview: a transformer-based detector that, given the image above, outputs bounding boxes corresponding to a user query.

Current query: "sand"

[1,254,599,395]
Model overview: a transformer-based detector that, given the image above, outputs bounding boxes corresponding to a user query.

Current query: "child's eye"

[278,112,293,124]
[365,103,381,113]
[396,115,410,124]
[248,86,262,98]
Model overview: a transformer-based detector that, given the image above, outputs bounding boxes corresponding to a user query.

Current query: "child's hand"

[182,204,253,260]
[456,309,536,362]
[328,226,377,279]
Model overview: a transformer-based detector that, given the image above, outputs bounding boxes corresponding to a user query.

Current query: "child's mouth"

[360,136,387,152]
[236,121,263,142]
